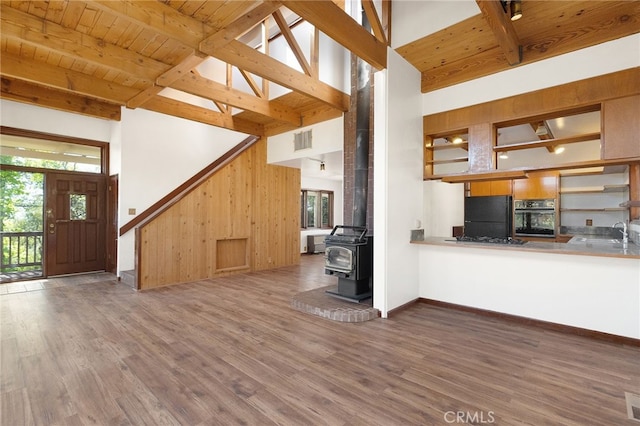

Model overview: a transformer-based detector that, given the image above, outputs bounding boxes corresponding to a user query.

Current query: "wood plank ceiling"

[1,1,638,137]
[396,1,640,93]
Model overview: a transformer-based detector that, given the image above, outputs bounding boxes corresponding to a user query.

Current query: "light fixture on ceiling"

[535,123,549,136]
[500,0,523,21]
[510,0,523,21]
[499,152,509,160]
[320,162,326,171]
[446,136,464,144]
[554,146,565,155]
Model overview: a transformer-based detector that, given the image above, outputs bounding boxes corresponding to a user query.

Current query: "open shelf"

[425,157,468,165]
[561,208,628,212]
[560,184,629,194]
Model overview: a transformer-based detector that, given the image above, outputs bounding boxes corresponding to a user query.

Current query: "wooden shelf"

[425,157,468,165]
[560,184,629,194]
[620,200,640,207]
[561,208,628,212]
[493,132,600,153]
[425,142,468,151]
[441,170,528,183]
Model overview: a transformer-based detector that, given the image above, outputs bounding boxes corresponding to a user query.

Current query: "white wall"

[422,34,640,115]
[418,245,640,339]
[423,181,465,238]
[0,99,112,142]
[267,117,344,164]
[373,49,424,316]
[392,1,480,48]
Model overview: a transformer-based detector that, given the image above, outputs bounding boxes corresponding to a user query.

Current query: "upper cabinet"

[513,171,559,200]
[602,95,640,160]
[423,69,640,181]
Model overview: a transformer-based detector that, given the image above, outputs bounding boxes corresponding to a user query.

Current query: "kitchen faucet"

[612,221,629,243]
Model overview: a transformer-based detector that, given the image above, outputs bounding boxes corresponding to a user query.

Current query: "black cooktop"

[456,235,527,245]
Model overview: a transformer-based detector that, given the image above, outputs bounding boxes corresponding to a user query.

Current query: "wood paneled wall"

[137,138,300,289]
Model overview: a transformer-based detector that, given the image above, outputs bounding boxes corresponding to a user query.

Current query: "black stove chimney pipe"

[352,11,372,229]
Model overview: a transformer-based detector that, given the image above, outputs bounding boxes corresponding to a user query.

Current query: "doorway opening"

[1,127,110,283]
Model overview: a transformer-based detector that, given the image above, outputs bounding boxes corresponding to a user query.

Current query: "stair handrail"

[119,135,260,236]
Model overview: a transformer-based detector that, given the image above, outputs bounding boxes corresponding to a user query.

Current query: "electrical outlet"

[128,208,136,215]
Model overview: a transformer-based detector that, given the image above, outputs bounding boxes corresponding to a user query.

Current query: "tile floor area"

[0,271,118,295]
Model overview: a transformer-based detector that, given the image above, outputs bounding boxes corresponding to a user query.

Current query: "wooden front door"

[45,172,106,276]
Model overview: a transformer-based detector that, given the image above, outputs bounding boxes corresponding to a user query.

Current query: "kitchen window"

[301,190,333,229]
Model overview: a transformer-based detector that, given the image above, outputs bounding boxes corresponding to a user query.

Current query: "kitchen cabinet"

[513,171,559,200]
[469,180,513,196]
[602,95,640,160]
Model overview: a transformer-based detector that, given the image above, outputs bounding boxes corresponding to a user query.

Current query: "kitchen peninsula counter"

[411,236,640,259]
[414,236,640,339]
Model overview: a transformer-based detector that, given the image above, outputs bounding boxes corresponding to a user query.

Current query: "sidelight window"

[301,189,333,229]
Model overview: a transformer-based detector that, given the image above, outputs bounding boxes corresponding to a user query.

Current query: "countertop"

[410,236,640,259]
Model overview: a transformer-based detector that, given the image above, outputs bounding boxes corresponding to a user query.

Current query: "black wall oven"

[514,199,556,238]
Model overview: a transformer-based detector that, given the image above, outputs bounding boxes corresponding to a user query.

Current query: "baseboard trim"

[418,298,640,347]
[387,298,420,318]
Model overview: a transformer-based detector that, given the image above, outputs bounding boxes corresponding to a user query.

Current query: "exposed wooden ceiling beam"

[475,0,522,65]
[262,104,344,137]
[285,0,387,70]
[199,2,282,52]
[142,96,264,136]
[362,0,387,44]
[0,53,137,104]
[272,9,313,76]
[127,53,207,109]
[1,77,121,121]
[239,69,265,98]
[202,40,349,111]
[170,73,302,126]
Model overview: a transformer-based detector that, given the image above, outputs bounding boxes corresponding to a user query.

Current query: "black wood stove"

[324,226,373,302]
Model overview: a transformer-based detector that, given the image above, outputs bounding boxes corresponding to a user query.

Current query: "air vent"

[294,130,312,151]
[626,392,640,422]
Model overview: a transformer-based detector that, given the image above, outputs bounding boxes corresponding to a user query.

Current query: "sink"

[568,237,622,244]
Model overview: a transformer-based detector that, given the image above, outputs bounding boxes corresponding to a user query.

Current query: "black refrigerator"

[464,195,513,238]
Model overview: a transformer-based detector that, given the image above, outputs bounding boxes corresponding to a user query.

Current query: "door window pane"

[70,194,86,220]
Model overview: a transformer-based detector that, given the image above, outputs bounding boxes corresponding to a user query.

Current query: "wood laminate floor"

[1,255,638,425]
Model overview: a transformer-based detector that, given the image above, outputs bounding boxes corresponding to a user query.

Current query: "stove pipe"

[352,11,372,229]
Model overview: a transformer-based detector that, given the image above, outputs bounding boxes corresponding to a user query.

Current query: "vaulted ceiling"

[1,1,638,137]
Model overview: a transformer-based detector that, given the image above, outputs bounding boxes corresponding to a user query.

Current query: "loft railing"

[1,231,44,272]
